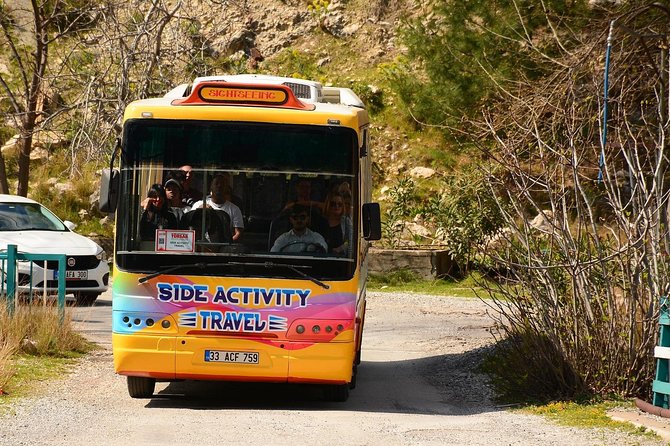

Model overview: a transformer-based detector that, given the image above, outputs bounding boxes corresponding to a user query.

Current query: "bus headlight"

[114,312,176,334]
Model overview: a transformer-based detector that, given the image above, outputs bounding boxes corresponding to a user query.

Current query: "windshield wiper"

[138,262,227,283]
[139,261,330,290]
[228,261,330,290]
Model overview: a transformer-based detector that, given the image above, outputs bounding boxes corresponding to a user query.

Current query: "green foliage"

[27,150,112,237]
[381,170,502,267]
[308,0,330,20]
[369,268,420,285]
[380,176,419,248]
[391,0,591,133]
[368,270,486,297]
[350,82,384,115]
[420,169,503,267]
[0,125,14,144]
[272,48,323,80]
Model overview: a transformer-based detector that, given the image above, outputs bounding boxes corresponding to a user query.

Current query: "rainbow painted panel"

[112,271,357,342]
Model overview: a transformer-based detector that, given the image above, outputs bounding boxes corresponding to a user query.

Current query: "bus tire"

[349,364,358,390]
[127,376,156,398]
[325,384,349,402]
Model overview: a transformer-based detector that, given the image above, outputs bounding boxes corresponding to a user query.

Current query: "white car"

[0,194,109,305]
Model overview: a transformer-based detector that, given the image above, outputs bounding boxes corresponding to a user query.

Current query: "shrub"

[0,303,90,358]
[380,176,419,248]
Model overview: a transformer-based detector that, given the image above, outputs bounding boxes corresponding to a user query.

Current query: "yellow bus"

[100,75,381,401]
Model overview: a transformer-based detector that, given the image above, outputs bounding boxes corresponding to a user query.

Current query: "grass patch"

[521,400,657,439]
[367,269,486,297]
[0,354,82,414]
[0,303,94,403]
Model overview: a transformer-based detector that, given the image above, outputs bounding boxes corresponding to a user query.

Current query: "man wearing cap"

[271,204,327,253]
[164,173,191,222]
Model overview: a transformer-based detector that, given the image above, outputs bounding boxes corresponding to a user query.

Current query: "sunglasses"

[330,201,344,207]
[291,214,309,220]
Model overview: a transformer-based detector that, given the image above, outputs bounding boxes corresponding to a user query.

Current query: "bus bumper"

[113,333,355,384]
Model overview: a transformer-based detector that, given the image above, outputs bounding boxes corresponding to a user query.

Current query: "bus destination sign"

[199,86,288,105]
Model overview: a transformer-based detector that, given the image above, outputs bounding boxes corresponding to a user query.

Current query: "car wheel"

[74,292,99,306]
[127,376,156,399]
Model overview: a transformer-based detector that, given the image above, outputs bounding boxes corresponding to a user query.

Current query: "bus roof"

[124,75,369,129]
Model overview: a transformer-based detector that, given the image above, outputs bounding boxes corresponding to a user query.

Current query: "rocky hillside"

[183,0,445,221]
[178,0,440,188]
[2,0,442,241]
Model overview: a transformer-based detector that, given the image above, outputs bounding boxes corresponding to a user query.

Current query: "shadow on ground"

[144,345,496,416]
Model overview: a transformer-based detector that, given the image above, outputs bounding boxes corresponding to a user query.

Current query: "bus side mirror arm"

[362,203,382,241]
[99,138,121,214]
[99,168,120,213]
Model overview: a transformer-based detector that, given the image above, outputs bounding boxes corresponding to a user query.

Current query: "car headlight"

[95,247,107,261]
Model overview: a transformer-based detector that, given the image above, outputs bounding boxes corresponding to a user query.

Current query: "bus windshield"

[115,119,359,281]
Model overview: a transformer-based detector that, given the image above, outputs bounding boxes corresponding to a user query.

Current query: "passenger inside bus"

[190,174,245,241]
[270,204,327,253]
[139,184,179,240]
[179,165,203,205]
[282,177,325,213]
[269,177,327,246]
[323,191,352,256]
[338,181,353,217]
[164,172,191,222]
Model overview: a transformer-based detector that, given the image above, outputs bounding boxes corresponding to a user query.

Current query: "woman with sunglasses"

[324,191,353,256]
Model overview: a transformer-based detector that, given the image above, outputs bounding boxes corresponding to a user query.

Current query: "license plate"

[55,270,88,280]
[204,350,259,364]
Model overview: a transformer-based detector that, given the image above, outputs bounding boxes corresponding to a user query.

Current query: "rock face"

[410,166,435,179]
[184,0,408,71]
[1,130,67,161]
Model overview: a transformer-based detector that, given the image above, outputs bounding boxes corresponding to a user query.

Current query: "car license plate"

[204,350,259,364]
[55,270,88,280]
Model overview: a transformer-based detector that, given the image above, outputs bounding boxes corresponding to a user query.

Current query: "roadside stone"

[529,210,555,233]
[30,147,49,162]
[54,182,74,194]
[21,338,38,355]
[410,166,436,179]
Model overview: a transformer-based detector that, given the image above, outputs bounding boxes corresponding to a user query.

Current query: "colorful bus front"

[101,75,381,401]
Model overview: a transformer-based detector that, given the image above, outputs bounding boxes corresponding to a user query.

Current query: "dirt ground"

[0,291,665,446]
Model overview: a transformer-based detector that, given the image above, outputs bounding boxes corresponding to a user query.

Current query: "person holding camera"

[139,183,178,241]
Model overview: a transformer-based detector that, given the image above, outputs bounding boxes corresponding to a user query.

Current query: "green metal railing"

[653,296,670,408]
[1,244,66,322]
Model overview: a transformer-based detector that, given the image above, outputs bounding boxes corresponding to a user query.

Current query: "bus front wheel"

[127,376,156,398]
[324,384,350,402]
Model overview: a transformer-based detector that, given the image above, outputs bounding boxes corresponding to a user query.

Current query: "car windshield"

[0,202,67,231]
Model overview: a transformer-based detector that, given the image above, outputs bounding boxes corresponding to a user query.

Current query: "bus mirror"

[99,168,120,213]
[362,203,382,241]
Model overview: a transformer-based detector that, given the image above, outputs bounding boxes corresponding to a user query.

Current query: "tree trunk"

[0,152,9,194]
[17,131,32,197]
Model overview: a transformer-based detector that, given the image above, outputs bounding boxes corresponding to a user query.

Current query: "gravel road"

[0,291,664,446]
